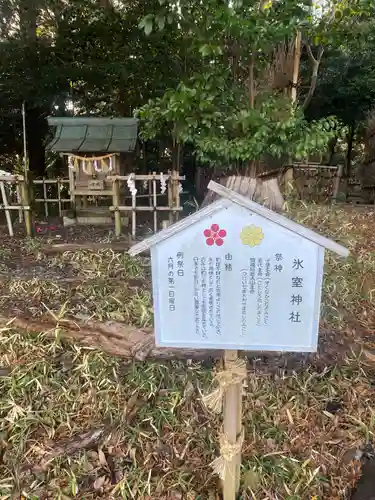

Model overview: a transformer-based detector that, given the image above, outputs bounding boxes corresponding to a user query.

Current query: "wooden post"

[161,220,171,230]
[0,181,13,237]
[168,170,174,225]
[132,190,136,240]
[333,164,344,201]
[57,178,62,216]
[16,183,23,223]
[68,165,75,211]
[173,170,181,222]
[21,178,32,237]
[43,178,48,218]
[112,177,121,237]
[223,350,242,500]
[152,171,157,233]
[148,174,153,208]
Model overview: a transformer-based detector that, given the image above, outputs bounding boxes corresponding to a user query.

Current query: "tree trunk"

[19,0,47,177]
[302,45,324,112]
[245,0,273,178]
[291,31,302,104]
[19,0,38,43]
[342,122,355,200]
[346,122,355,178]
[248,54,255,109]
[26,105,48,178]
[328,136,338,165]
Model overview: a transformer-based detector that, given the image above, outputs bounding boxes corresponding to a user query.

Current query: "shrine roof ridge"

[128,181,349,258]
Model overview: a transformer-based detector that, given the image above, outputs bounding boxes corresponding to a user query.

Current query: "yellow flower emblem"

[240,225,264,247]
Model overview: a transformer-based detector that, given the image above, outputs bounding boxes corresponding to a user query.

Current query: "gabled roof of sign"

[129,181,349,258]
[46,117,138,153]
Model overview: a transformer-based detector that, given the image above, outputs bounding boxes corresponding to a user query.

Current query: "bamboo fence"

[0,172,185,237]
[109,171,185,238]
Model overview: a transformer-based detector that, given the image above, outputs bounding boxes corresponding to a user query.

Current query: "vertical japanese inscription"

[249,258,256,294]
[176,252,184,277]
[208,257,214,328]
[192,255,221,339]
[193,257,200,335]
[168,257,175,311]
[256,258,263,326]
[264,258,271,325]
[215,257,222,335]
[290,258,304,323]
[200,257,207,338]
[241,268,248,336]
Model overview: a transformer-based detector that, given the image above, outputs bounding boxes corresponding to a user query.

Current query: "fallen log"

[37,426,109,470]
[41,241,132,255]
[0,314,221,361]
[0,315,358,368]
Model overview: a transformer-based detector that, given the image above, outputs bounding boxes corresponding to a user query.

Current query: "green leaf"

[144,19,153,36]
[156,14,166,31]
[139,14,154,35]
[199,44,211,57]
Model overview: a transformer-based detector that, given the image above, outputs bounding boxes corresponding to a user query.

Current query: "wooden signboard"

[129,181,349,500]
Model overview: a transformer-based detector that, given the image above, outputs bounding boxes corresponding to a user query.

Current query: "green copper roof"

[46,117,138,153]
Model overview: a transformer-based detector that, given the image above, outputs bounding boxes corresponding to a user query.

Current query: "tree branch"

[302,44,324,111]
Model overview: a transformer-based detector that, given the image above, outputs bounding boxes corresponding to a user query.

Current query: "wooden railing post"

[0,180,13,237]
[16,183,23,223]
[333,165,343,201]
[167,170,173,225]
[112,176,121,237]
[173,169,180,222]
[57,178,62,216]
[152,172,157,233]
[21,177,32,237]
[131,186,136,240]
[43,178,48,217]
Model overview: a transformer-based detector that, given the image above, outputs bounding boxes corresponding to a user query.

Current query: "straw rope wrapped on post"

[202,358,247,414]
[211,430,245,481]
[203,352,247,499]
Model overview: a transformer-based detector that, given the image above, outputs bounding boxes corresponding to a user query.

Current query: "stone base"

[62,208,129,227]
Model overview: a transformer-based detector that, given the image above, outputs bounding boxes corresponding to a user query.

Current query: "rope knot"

[210,430,244,480]
[202,358,247,413]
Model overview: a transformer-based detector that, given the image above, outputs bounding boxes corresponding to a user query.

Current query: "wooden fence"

[33,178,71,217]
[289,164,340,201]
[109,171,185,238]
[0,175,31,237]
[0,172,185,238]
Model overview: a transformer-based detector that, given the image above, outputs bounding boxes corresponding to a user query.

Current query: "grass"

[0,203,374,499]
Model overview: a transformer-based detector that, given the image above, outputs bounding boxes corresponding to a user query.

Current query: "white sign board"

[151,203,324,352]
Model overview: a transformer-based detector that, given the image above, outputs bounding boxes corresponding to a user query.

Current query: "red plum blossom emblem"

[203,224,227,246]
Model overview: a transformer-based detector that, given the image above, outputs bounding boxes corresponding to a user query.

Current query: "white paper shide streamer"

[94,160,102,173]
[127,173,137,196]
[82,161,92,175]
[160,173,167,194]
